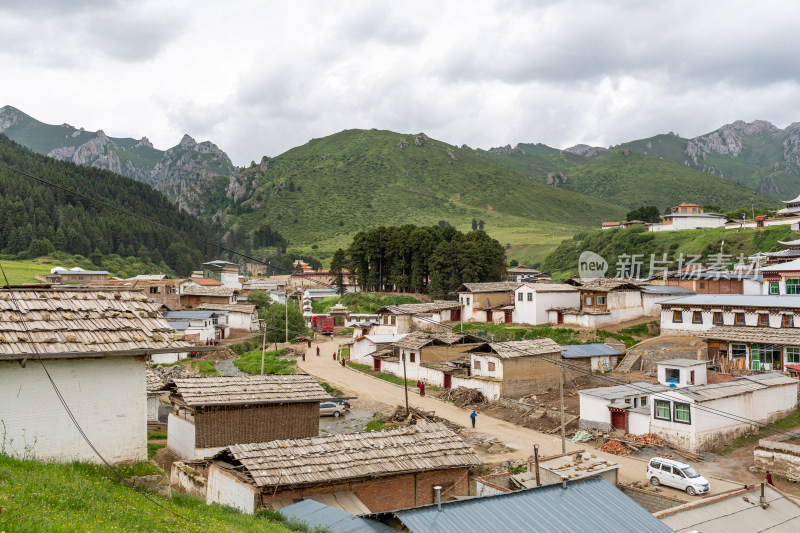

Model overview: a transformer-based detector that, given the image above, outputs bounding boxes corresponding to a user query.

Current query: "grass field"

[0,258,52,284]
[234,348,297,375]
[0,456,293,532]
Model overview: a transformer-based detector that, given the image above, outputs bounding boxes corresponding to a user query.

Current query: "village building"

[146,369,166,423]
[344,313,380,336]
[163,310,227,344]
[180,285,238,307]
[103,277,183,310]
[201,260,242,289]
[658,294,800,370]
[179,275,224,292]
[36,266,110,284]
[205,422,483,515]
[561,343,624,373]
[468,338,564,397]
[513,282,579,325]
[649,203,729,232]
[291,271,358,292]
[241,278,285,295]
[279,499,391,533]
[549,278,672,328]
[373,302,461,334]
[368,477,672,533]
[776,193,800,218]
[506,266,549,283]
[457,282,522,323]
[755,237,800,266]
[647,271,761,295]
[166,374,328,461]
[761,257,800,294]
[601,221,621,230]
[754,430,800,483]
[350,333,408,365]
[656,482,800,532]
[195,303,259,331]
[0,287,196,463]
[579,360,799,451]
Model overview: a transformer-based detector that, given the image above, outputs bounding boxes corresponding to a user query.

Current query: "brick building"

[468,338,564,397]
[179,285,237,308]
[206,422,483,514]
[166,375,328,460]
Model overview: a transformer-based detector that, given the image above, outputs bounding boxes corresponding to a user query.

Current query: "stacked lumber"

[600,440,629,456]
[441,387,486,407]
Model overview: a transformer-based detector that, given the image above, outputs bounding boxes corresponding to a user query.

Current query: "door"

[504,310,513,323]
[486,310,493,322]
[557,311,564,324]
[661,465,683,490]
[451,308,461,322]
[610,410,628,432]
[443,373,452,389]
[373,357,381,372]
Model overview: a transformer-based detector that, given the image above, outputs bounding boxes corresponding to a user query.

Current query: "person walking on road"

[307,339,312,348]
[766,471,774,486]
[332,352,336,361]
[470,410,477,428]
[316,346,320,357]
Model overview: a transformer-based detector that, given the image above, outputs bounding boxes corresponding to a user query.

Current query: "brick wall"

[262,467,471,513]
[195,402,319,448]
[620,485,686,513]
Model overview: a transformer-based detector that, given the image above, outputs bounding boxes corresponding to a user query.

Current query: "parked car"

[332,399,351,410]
[647,457,710,496]
[320,402,346,417]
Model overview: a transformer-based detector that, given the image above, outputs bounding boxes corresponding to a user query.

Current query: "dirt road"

[299,335,743,497]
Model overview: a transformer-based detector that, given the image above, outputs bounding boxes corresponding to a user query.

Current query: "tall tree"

[329,248,347,296]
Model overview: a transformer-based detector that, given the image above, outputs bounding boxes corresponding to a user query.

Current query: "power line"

[0,263,194,524]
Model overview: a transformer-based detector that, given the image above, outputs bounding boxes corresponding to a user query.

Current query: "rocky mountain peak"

[0,105,29,132]
[135,136,154,149]
[179,134,197,149]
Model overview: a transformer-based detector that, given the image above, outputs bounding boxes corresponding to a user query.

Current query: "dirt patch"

[152,447,180,474]
[475,391,581,434]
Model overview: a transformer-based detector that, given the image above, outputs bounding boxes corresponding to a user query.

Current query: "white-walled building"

[513,283,579,325]
[579,382,669,432]
[163,310,227,343]
[196,303,258,331]
[146,369,166,422]
[350,333,408,365]
[457,282,521,324]
[761,257,800,295]
[201,260,242,290]
[649,204,728,232]
[548,279,654,328]
[0,287,194,463]
[373,302,460,335]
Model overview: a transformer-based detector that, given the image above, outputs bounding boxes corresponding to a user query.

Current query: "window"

[674,403,691,424]
[597,296,606,305]
[409,352,416,363]
[758,314,770,326]
[699,282,705,289]
[518,292,523,301]
[692,311,703,324]
[689,370,695,385]
[488,362,496,371]
[466,297,471,305]
[527,292,533,302]
[713,312,723,325]
[734,313,745,325]
[731,344,747,358]
[672,311,683,323]
[787,347,800,364]
[752,344,781,370]
[585,296,593,306]
[783,315,794,328]
[650,460,662,470]
[149,287,159,294]
[655,400,671,420]
[770,283,780,295]
[640,396,648,407]
[474,360,481,370]
[787,279,800,295]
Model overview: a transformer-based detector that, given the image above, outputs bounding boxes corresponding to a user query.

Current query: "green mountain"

[0,105,234,201]
[179,129,629,263]
[0,134,218,274]
[471,144,779,211]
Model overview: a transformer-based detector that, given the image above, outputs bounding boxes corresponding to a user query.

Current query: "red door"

[373,357,381,372]
[486,310,493,322]
[451,308,461,322]
[557,311,564,324]
[443,373,452,389]
[610,410,628,432]
[504,310,513,323]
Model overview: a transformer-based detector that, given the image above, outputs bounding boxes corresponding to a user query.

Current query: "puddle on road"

[319,407,374,435]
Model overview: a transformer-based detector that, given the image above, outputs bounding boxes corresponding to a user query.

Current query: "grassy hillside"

[0,456,293,533]
[540,225,797,279]
[475,147,779,212]
[187,129,628,266]
[0,253,175,285]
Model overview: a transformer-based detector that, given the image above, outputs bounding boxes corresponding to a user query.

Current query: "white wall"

[628,411,651,435]
[207,465,258,514]
[657,363,707,387]
[452,375,501,400]
[168,413,197,460]
[660,307,800,335]
[514,289,579,326]
[578,394,613,430]
[471,354,504,379]
[219,271,242,290]
[650,217,727,232]
[151,351,190,364]
[225,311,254,330]
[372,358,502,399]
[147,396,161,422]
[171,461,208,498]
[459,294,474,321]
[351,340,381,364]
[0,357,146,463]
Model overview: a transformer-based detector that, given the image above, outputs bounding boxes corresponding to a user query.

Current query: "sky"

[2,0,800,166]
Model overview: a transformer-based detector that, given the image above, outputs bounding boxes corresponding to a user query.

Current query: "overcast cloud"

[2,0,800,165]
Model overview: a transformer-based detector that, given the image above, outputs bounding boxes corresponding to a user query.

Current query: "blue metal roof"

[389,478,673,533]
[280,500,392,533]
[561,343,623,359]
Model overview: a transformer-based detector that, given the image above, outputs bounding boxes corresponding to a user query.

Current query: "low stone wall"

[754,432,800,482]
[620,486,686,513]
[171,461,208,498]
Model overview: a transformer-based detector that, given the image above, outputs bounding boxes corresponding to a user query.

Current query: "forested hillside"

[0,135,218,274]
[332,224,507,297]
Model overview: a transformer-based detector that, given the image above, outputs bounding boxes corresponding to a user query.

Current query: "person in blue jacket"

[470,410,477,428]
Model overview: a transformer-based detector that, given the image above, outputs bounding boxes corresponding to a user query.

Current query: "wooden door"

[504,310,513,323]
[451,308,461,322]
[486,310,493,322]
[443,373,452,389]
[610,410,628,432]
[373,357,381,372]
[557,311,564,324]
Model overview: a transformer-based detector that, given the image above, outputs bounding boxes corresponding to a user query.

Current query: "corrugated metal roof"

[659,294,800,308]
[280,499,392,533]
[195,303,256,313]
[163,310,222,320]
[657,484,800,532]
[668,373,798,402]
[640,285,695,295]
[390,477,672,533]
[560,343,623,359]
[579,382,669,400]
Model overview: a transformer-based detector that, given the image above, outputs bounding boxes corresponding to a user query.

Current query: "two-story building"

[457,282,521,323]
[373,302,461,334]
[201,260,242,289]
[513,283,579,325]
[761,258,800,295]
[180,285,238,308]
[163,310,227,343]
[468,338,564,397]
[38,266,110,284]
[649,203,729,232]
[647,271,761,295]
[659,294,800,370]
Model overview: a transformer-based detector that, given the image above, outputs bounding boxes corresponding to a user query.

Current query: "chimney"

[434,485,442,511]
[562,477,567,489]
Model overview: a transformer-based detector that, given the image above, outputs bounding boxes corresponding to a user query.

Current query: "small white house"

[657,359,707,388]
[0,287,195,463]
[561,343,624,372]
[196,303,258,331]
[163,310,227,343]
[578,382,669,433]
[513,283,579,325]
[761,257,800,295]
[350,333,407,364]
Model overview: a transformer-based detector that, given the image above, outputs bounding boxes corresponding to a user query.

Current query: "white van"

[647,457,710,496]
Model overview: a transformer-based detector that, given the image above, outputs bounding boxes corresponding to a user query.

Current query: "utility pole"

[285,298,289,343]
[402,347,409,416]
[260,319,267,375]
[533,444,541,486]
[460,300,463,333]
[559,363,566,453]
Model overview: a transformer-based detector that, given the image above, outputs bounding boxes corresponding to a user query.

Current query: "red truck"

[311,315,335,334]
